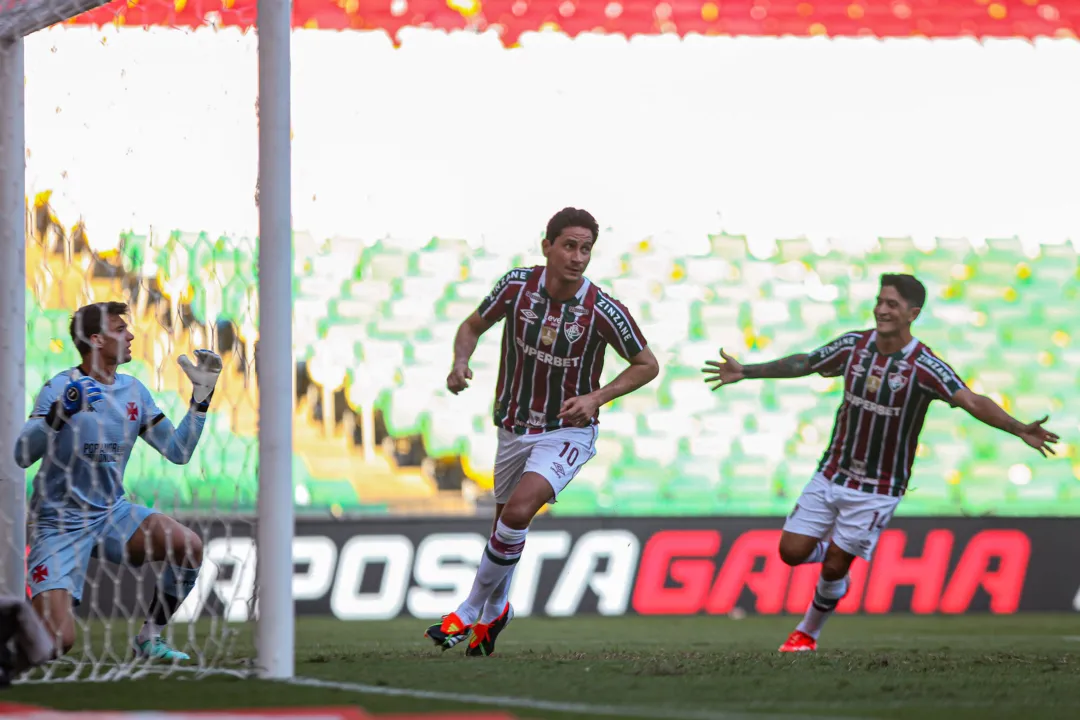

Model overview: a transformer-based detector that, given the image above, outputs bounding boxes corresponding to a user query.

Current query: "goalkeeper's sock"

[139,565,200,640]
[136,620,165,644]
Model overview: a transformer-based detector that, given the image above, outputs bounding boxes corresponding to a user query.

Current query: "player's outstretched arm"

[140,351,222,464]
[951,388,1060,457]
[702,348,812,390]
[558,347,660,426]
[447,311,497,395]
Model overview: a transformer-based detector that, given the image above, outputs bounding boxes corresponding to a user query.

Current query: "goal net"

[0,5,288,682]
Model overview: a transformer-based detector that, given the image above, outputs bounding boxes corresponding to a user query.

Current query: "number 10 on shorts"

[559,442,580,466]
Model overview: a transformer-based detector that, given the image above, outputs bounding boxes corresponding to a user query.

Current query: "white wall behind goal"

[22,27,1080,252]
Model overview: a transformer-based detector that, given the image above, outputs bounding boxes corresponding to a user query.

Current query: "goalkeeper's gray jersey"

[17,367,207,527]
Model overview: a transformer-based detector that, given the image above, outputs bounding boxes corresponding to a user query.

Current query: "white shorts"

[493,426,598,504]
[782,473,901,561]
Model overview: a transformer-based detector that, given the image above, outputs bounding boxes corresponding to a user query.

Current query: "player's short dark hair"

[880,274,927,309]
[70,301,129,356]
[545,207,599,245]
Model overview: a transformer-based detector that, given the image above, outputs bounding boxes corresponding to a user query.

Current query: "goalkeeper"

[14,302,221,662]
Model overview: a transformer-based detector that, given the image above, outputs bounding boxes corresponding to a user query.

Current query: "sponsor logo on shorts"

[551,462,566,478]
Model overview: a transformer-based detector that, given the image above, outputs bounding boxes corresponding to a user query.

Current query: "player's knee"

[181,531,203,568]
[778,545,806,566]
[498,502,533,530]
[777,535,813,566]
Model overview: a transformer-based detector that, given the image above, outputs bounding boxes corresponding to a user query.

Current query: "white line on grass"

[286,675,876,720]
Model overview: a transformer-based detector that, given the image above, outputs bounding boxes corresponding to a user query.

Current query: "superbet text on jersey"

[477,266,647,434]
[809,329,968,496]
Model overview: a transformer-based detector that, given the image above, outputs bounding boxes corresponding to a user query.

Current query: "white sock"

[454,520,527,626]
[796,575,849,640]
[137,620,164,643]
[480,565,516,625]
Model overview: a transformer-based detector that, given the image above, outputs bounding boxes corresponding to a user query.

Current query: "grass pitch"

[5,615,1080,720]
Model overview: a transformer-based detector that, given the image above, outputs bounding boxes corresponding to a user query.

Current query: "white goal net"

[0,2,294,683]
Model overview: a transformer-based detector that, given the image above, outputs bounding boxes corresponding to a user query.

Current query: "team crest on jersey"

[888,372,909,392]
[865,375,882,394]
[541,326,558,346]
[528,410,546,428]
[564,322,584,343]
[126,402,139,422]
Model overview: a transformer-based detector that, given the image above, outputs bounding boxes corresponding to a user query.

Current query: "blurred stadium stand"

[19,25,1080,518]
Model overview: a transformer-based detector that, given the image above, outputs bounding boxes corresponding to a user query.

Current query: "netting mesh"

[2,15,261,681]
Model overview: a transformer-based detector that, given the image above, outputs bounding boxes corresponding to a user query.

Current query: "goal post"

[255,0,296,682]
[0,0,295,681]
[0,34,27,603]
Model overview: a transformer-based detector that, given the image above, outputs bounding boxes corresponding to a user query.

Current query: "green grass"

[6,615,1080,720]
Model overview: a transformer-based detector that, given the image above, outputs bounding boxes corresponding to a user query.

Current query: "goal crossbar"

[0,0,109,41]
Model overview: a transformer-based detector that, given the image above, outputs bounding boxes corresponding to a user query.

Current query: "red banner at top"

[62,0,1080,44]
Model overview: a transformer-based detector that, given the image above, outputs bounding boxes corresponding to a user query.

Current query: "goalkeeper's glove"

[178,349,223,412]
[45,376,104,429]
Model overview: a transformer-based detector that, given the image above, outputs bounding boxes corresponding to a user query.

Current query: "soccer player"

[15,301,222,662]
[702,274,1058,652]
[425,207,659,656]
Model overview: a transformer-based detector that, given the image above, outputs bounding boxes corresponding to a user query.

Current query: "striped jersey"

[809,330,967,496]
[477,266,648,434]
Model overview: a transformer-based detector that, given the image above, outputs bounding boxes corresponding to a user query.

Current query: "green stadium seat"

[553,483,601,515]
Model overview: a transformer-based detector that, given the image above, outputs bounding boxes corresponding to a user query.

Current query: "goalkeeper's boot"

[778,629,817,653]
[424,612,470,651]
[466,602,514,657]
[132,636,191,662]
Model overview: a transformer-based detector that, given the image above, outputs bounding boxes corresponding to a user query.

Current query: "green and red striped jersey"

[477,266,648,435]
[809,329,967,496]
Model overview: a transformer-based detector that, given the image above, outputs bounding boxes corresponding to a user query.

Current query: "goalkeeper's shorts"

[27,500,158,605]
